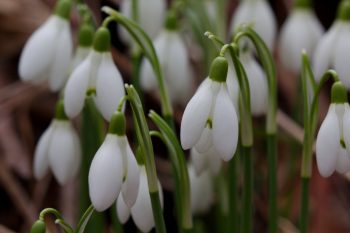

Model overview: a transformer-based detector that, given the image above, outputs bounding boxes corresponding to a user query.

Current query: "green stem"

[241,146,253,233]
[300,178,310,233]
[150,191,167,233]
[111,204,124,233]
[267,134,278,233]
[228,147,240,233]
[80,96,105,233]
[131,49,143,102]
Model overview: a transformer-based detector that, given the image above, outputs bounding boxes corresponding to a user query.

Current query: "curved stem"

[39,208,74,233]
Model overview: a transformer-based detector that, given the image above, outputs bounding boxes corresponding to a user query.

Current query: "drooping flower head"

[316,81,350,177]
[230,0,277,50]
[33,100,81,185]
[64,27,125,121]
[140,11,193,106]
[19,0,73,91]
[89,111,140,211]
[313,0,350,88]
[181,56,239,163]
[279,0,324,73]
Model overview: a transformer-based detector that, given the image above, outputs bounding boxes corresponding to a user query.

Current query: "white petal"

[119,137,140,208]
[313,22,340,81]
[207,147,222,175]
[88,134,124,211]
[194,127,212,153]
[190,148,207,175]
[316,105,340,177]
[70,127,82,178]
[33,121,54,180]
[48,121,80,185]
[334,25,350,88]
[71,47,91,70]
[180,79,213,149]
[343,106,350,155]
[95,53,125,121]
[116,194,131,224]
[336,148,350,174]
[212,85,239,161]
[279,10,324,72]
[64,54,92,118]
[48,22,73,91]
[226,64,240,111]
[19,16,61,82]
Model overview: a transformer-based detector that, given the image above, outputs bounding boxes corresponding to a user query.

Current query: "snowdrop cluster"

[313,0,350,88]
[140,12,193,106]
[316,82,350,177]
[64,27,125,121]
[230,0,277,50]
[33,100,81,185]
[19,0,73,92]
[279,1,324,73]
[181,56,239,165]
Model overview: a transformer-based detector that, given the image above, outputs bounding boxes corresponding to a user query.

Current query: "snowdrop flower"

[33,100,81,185]
[279,1,324,73]
[116,166,163,233]
[64,27,125,121]
[70,24,94,70]
[316,82,350,177]
[226,51,268,116]
[188,164,214,215]
[120,0,165,42]
[19,0,73,92]
[313,0,350,88]
[89,112,140,211]
[230,0,277,50]
[140,12,193,106]
[181,56,239,162]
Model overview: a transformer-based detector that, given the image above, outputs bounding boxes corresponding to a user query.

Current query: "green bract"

[109,111,126,136]
[209,56,228,83]
[54,0,72,20]
[78,24,94,47]
[337,0,350,21]
[331,81,348,103]
[93,27,111,52]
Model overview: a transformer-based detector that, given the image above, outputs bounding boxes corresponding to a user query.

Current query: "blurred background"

[1,0,350,233]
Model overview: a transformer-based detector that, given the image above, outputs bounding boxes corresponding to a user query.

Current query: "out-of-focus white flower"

[230,0,277,50]
[316,82,350,177]
[19,0,73,92]
[116,166,163,233]
[181,57,239,162]
[120,0,165,42]
[226,51,268,116]
[279,6,324,73]
[89,112,140,212]
[64,27,125,121]
[140,14,193,106]
[188,164,214,215]
[313,0,350,87]
[33,101,81,185]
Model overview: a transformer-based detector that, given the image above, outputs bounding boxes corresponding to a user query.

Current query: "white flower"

[188,164,214,215]
[88,133,140,212]
[230,0,277,50]
[19,14,73,92]
[226,51,268,116]
[64,28,125,121]
[116,166,163,233]
[316,103,350,177]
[313,1,350,87]
[140,29,193,106]
[33,119,81,185]
[180,57,239,161]
[279,8,324,73]
[120,0,165,42]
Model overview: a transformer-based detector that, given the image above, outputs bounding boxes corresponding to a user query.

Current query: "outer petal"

[119,137,140,208]
[48,22,73,91]
[279,10,323,72]
[180,79,213,149]
[189,164,214,215]
[64,53,92,118]
[131,166,163,233]
[116,194,131,224]
[95,53,125,121]
[19,16,60,82]
[48,121,80,185]
[33,121,54,180]
[335,148,350,174]
[212,85,239,161]
[343,106,350,155]
[313,22,340,81]
[71,47,91,70]
[333,25,350,88]
[316,105,340,177]
[226,64,240,111]
[88,134,124,211]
